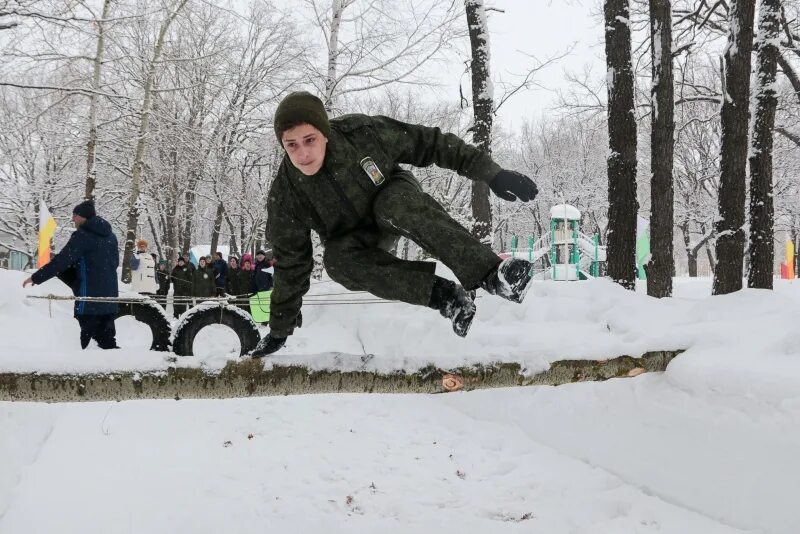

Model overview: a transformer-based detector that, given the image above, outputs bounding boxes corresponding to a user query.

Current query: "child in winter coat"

[130,239,158,294]
[226,257,240,296]
[192,257,217,299]
[252,250,274,293]
[156,260,171,297]
[240,253,254,270]
[239,258,254,314]
[212,252,227,296]
[171,257,193,318]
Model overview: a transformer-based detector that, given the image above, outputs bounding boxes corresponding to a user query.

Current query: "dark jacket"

[171,264,193,295]
[236,268,253,296]
[31,216,119,316]
[192,265,217,298]
[225,266,239,295]
[265,114,502,337]
[156,267,171,295]
[212,258,227,289]
[252,260,274,293]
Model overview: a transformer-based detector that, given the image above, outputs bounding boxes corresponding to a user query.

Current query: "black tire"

[115,299,172,351]
[172,304,261,357]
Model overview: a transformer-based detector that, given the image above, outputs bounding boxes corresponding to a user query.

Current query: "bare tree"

[84,0,113,200]
[120,0,188,283]
[713,0,756,295]
[748,0,781,289]
[307,0,462,112]
[605,0,639,289]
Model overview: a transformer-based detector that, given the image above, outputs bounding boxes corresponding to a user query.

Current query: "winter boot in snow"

[428,276,477,338]
[481,258,534,303]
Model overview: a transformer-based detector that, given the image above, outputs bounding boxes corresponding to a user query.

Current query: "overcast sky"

[479,0,605,128]
[267,0,607,128]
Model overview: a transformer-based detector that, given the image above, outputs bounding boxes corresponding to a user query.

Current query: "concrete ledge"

[0,351,682,403]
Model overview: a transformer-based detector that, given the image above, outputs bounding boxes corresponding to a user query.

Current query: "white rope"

[25,294,398,306]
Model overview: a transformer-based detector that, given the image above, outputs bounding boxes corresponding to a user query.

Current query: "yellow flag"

[38,200,57,267]
[787,241,795,280]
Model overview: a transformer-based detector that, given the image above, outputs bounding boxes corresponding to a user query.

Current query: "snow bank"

[259,272,800,404]
[2,267,800,403]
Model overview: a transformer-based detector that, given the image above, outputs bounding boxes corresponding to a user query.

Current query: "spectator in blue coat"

[212,251,228,296]
[252,250,274,293]
[23,200,120,350]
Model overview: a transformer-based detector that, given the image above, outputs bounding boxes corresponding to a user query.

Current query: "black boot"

[428,277,476,338]
[481,258,534,303]
[250,334,287,358]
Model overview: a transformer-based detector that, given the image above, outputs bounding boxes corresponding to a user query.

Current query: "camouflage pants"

[323,178,501,306]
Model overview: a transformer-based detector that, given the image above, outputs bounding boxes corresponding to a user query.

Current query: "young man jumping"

[252,91,538,357]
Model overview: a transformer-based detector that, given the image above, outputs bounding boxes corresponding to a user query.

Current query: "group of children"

[146,247,274,319]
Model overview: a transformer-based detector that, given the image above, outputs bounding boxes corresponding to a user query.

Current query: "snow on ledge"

[550,204,581,221]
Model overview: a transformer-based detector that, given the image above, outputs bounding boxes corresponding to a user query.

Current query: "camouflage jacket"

[266,114,502,337]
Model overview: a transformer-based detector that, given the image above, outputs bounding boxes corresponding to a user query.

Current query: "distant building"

[0,229,32,270]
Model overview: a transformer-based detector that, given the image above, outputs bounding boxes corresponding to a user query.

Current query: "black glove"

[489,170,538,202]
[250,335,287,358]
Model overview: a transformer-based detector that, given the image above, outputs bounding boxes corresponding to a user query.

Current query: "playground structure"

[505,204,607,281]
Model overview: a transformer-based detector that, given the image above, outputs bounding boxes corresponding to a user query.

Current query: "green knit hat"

[274,91,331,142]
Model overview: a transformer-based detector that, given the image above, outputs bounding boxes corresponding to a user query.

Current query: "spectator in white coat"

[130,239,158,294]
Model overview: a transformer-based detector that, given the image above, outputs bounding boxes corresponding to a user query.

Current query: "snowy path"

[0,384,758,534]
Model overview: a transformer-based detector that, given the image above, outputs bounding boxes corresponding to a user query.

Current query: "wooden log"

[0,351,681,403]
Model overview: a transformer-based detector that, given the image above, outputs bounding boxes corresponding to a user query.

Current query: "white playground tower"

[507,204,607,281]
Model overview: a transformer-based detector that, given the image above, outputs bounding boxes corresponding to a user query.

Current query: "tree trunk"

[713,0,756,295]
[687,250,698,277]
[747,0,781,289]
[84,0,112,201]
[225,211,239,257]
[706,243,716,274]
[679,223,695,277]
[165,145,178,262]
[120,0,188,283]
[604,0,639,290]
[146,212,163,259]
[181,168,199,256]
[465,0,494,244]
[209,201,224,256]
[324,0,344,112]
[646,0,675,297]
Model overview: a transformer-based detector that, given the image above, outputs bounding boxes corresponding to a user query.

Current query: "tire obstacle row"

[72,297,258,356]
[29,291,380,357]
[113,299,261,356]
[31,290,386,357]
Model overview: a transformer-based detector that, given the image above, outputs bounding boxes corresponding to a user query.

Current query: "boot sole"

[453,303,477,337]
[511,271,535,303]
[497,262,535,304]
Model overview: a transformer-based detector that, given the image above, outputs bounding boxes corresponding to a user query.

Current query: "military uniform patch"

[360,156,385,186]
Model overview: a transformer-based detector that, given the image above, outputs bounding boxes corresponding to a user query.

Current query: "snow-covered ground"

[2,372,796,533]
[2,267,799,532]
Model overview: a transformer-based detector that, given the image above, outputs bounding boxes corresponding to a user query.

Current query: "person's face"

[243,261,251,269]
[199,259,206,267]
[229,259,237,268]
[281,123,327,176]
[72,213,86,229]
[256,254,265,263]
